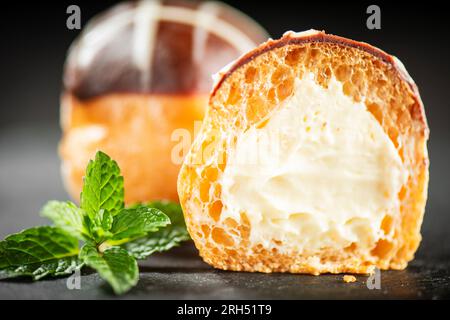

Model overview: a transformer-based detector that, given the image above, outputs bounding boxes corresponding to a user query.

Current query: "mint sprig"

[0,151,190,295]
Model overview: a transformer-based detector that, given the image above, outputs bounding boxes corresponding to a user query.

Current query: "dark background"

[0,1,449,299]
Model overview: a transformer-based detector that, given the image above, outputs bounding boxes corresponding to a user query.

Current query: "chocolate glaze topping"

[63,0,268,100]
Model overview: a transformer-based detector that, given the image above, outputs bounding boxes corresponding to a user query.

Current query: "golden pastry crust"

[60,93,206,203]
[178,30,429,274]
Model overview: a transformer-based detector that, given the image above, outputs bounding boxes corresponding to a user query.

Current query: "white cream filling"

[220,74,408,253]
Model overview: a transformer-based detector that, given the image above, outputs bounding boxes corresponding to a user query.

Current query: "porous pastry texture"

[178,30,429,274]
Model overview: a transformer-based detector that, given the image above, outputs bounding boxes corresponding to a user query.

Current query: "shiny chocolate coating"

[64,0,269,100]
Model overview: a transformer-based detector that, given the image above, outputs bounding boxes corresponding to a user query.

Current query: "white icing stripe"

[76,10,132,68]
[192,1,220,65]
[75,2,258,68]
[133,0,161,89]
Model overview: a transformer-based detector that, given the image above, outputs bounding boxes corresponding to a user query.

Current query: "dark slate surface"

[1,242,449,300]
[0,125,449,300]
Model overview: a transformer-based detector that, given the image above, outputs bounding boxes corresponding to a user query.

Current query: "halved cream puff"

[178,30,429,274]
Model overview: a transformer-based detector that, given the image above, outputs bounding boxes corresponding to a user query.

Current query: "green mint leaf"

[100,210,114,232]
[79,243,138,295]
[0,227,80,280]
[109,207,170,242]
[0,256,82,281]
[80,151,124,221]
[122,201,190,260]
[40,201,89,240]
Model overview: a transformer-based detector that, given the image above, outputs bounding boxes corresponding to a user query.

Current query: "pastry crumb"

[343,275,357,283]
